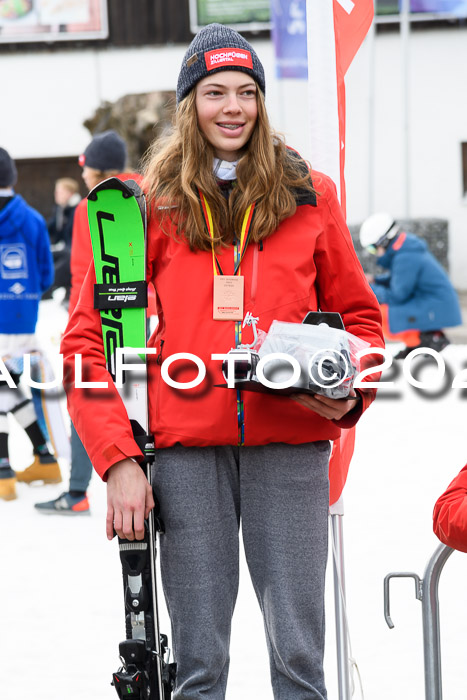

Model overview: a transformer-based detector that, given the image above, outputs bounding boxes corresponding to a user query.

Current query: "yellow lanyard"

[199,191,255,276]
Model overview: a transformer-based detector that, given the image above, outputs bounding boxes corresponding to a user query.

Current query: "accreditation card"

[213,275,244,320]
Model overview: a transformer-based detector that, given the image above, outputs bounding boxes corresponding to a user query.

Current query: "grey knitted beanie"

[0,147,18,188]
[176,23,265,105]
[79,130,127,172]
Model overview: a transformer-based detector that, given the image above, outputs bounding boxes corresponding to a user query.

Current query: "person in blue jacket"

[0,147,61,500]
[359,212,462,359]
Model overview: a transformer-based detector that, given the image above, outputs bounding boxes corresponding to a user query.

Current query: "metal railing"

[331,512,352,699]
[384,543,454,700]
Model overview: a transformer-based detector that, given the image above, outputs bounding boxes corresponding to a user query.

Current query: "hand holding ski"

[106,458,155,541]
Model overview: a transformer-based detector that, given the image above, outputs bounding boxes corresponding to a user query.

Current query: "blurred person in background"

[0,147,60,500]
[35,130,130,515]
[360,212,462,359]
[47,177,81,249]
[42,177,81,303]
[69,130,129,313]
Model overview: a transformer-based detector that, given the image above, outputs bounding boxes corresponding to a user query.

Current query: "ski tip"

[87,177,143,201]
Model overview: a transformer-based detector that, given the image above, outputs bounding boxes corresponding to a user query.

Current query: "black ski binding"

[111,479,176,699]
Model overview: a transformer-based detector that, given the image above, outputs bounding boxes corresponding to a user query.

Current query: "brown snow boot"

[0,467,17,500]
[15,455,62,485]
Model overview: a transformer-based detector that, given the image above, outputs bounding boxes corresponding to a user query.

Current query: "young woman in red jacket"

[61,23,383,700]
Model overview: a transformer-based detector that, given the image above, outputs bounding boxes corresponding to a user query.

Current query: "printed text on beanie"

[205,49,253,71]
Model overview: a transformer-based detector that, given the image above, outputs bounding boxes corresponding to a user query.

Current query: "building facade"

[3,4,467,288]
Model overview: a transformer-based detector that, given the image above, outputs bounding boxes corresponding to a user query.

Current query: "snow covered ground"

[2,298,467,700]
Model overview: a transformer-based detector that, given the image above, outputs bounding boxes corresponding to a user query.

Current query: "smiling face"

[195,71,258,162]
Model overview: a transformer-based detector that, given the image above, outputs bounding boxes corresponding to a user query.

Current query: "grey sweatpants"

[152,441,331,700]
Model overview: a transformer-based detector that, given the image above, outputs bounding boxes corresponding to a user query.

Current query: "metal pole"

[330,513,352,700]
[421,544,454,700]
[368,2,376,214]
[383,543,454,700]
[400,0,411,217]
[146,463,165,700]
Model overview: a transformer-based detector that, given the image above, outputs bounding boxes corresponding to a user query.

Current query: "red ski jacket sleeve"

[63,263,146,478]
[310,174,383,425]
[433,464,467,552]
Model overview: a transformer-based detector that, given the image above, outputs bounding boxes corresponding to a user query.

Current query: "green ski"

[87,177,175,700]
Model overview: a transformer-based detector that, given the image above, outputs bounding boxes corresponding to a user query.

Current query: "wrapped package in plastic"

[257,320,370,398]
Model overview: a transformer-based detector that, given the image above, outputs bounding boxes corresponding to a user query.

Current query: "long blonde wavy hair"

[142,83,316,251]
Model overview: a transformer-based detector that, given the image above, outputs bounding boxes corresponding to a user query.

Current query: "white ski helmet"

[359,212,399,250]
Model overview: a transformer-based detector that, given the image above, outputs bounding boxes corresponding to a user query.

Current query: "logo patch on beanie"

[78,154,85,167]
[205,48,253,71]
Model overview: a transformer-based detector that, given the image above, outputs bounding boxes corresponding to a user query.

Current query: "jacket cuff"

[332,388,374,429]
[91,438,144,481]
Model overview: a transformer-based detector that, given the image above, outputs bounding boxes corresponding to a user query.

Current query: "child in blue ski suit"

[0,147,60,500]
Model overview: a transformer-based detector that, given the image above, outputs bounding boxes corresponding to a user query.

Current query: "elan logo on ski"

[94,280,148,310]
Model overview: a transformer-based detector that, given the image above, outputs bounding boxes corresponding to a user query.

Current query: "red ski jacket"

[433,464,467,552]
[61,171,383,480]
[69,197,89,315]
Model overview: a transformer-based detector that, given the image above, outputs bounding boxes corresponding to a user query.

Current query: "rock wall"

[84,90,176,171]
